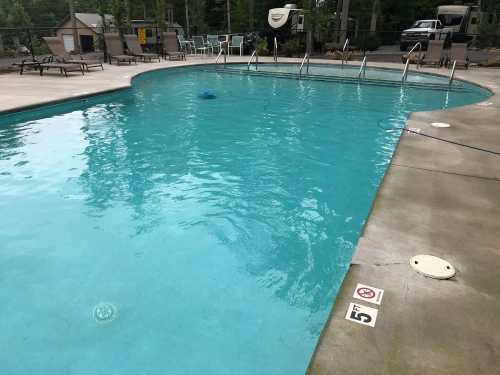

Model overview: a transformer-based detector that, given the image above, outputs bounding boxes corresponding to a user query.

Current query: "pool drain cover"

[410,255,455,279]
[93,302,117,323]
[431,122,451,128]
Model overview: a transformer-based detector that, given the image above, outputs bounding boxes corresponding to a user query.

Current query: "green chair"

[228,35,243,56]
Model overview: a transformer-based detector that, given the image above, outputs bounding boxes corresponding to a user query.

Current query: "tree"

[6,0,32,27]
[110,0,128,34]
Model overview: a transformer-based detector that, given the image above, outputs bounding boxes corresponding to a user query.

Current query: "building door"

[80,35,94,53]
[62,34,75,52]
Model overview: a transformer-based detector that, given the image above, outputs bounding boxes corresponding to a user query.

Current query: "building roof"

[74,13,114,31]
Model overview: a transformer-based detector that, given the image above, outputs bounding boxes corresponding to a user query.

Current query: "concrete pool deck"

[1,56,499,374]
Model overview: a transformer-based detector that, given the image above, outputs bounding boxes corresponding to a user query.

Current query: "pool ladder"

[273,37,278,63]
[248,50,259,70]
[341,38,350,68]
[358,56,367,79]
[449,60,457,86]
[402,42,422,83]
[299,52,310,78]
[215,48,226,67]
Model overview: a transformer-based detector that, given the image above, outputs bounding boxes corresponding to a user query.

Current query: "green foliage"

[282,37,305,57]
[255,37,268,55]
[110,0,128,33]
[6,0,32,27]
[352,33,381,51]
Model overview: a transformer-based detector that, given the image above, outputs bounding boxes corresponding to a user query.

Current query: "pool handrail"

[216,48,226,67]
[247,50,259,70]
[358,56,367,79]
[274,37,278,63]
[299,52,310,78]
[342,38,350,67]
[402,42,422,83]
[449,60,457,86]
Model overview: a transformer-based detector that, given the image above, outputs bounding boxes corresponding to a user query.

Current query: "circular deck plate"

[410,254,456,279]
[431,122,451,128]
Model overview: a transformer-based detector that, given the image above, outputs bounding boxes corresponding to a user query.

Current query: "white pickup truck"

[400,19,447,51]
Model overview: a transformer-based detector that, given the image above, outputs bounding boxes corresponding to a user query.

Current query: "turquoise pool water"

[0,66,490,374]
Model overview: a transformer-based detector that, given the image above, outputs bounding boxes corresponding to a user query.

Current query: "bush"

[255,38,269,56]
[281,37,306,57]
[353,34,382,51]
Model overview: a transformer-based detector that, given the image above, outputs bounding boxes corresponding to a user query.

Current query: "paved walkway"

[1,56,499,374]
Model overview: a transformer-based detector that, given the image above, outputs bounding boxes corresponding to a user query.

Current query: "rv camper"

[268,4,305,33]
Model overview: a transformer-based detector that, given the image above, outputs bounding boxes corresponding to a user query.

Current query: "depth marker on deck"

[345,303,378,327]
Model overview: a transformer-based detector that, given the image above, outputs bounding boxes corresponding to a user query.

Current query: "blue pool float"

[199,90,217,99]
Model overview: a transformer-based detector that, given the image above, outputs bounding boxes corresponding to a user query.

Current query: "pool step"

[201,67,468,92]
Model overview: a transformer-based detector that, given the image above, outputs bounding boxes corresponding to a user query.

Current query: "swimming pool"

[0,65,490,375]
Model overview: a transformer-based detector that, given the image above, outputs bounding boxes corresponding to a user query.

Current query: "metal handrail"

[274,37,278,63]
[449,60,457,86]
[342,38,350,67]
[247,50,259,70]
[299,52,310,78]
[215,48,226,67]
[358,56,367,79]
[402,42,422,83]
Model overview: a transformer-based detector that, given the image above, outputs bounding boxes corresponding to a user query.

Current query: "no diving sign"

[353,283,384,305]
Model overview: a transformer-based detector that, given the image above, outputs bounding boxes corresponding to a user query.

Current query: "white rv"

[268,4,305,33]
[437,5,481,35]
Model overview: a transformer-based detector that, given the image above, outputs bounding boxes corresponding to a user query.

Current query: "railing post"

[358,56,367,79]
[449,60,457,86]
[274,37,278,63]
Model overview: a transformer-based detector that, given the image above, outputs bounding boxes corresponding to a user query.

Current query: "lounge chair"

[228,35,243,56]
[39,61,84,77]
[42,36,103,71]
[13,57,50,75]
[192,36,212,55]
[448,43,469,69]
[178,34,194,54]
[124,34,161,62]
[207,35,221,53]
[162,32,186,61]
[420,40,444,67]
[104,33,137,65]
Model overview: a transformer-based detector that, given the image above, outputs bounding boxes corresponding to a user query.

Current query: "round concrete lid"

[410,255,456,279]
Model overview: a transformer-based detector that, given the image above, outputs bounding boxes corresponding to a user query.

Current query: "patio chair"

[448,43,470,69]
[42,36,103,71]
[420,40,444,67]
[192,36,212,55]
[104,33,137,65]
[228,35,243,56]
[39,61,84,77]
[162,32,186,61]
[124,34,161,62]
[207,35,221,53]
[13,56,51,75]
[178,34,194,54]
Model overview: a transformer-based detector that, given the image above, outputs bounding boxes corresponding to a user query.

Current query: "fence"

[0,25,498,71]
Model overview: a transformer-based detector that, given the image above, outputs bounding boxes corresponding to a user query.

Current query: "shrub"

[281,37,306,57]
[353,34,381,52]
[256,38,269,56]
